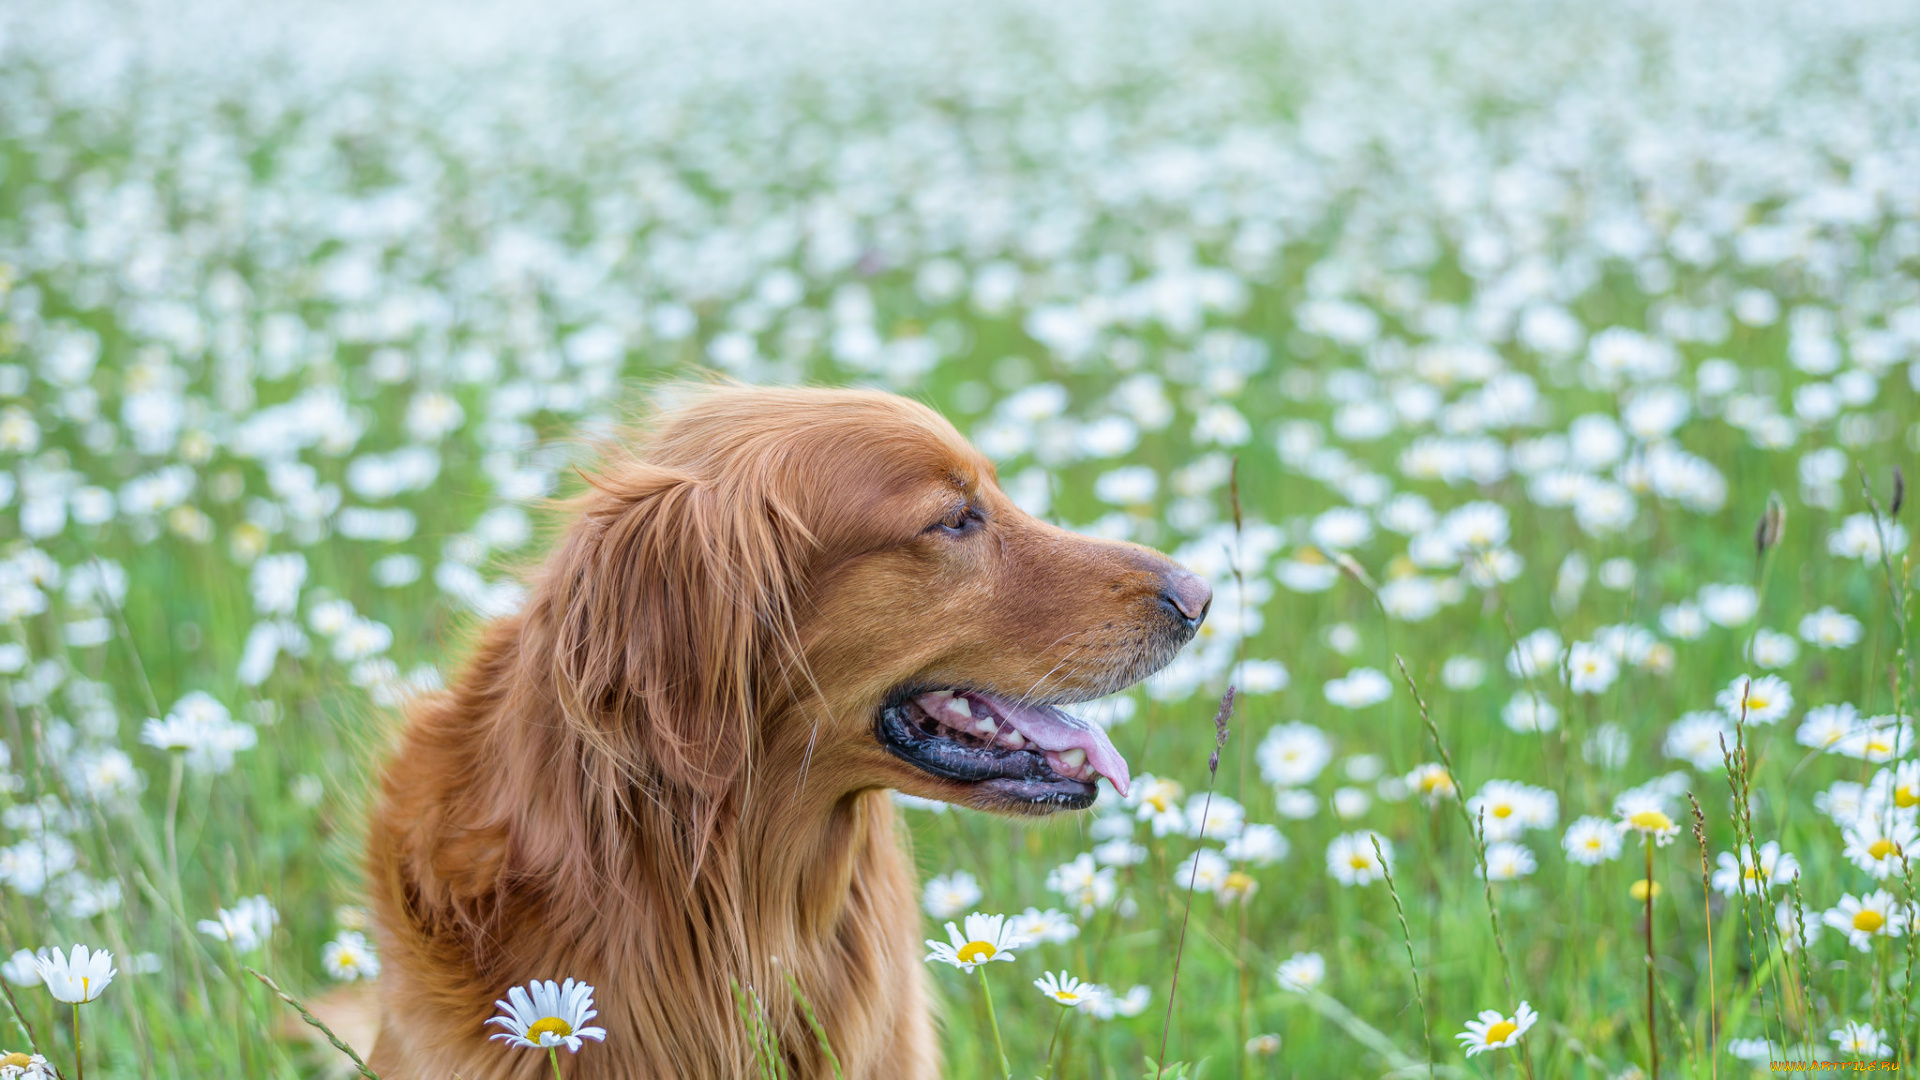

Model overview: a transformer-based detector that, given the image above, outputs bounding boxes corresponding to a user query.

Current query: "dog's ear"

[547,461,808,799]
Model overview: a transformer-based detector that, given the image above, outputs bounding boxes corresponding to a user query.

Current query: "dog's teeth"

[1000,729,1025,749]
[973,718,998,735]
[949,697,971,718]
[1059,748,1086,770]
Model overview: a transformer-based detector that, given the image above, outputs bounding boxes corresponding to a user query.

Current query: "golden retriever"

[364,385,1210,1078]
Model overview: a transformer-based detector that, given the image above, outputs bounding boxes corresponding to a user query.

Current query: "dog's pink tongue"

[977,693,1131,798]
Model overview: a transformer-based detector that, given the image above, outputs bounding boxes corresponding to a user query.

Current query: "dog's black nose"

[1162,569,1212,625]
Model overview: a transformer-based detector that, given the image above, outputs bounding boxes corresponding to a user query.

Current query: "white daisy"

[1661,602,1709,641]
[1326,831,1392,886]
[1441,656,1486,689]
[1506,629,1562,679]
[1032,970,1091,1008]
[32,945,115,1004]
[1256,725,1333,787]
[1827,514,1908,562]
[1184,793,1245,839]
[1045,854,1118,916]
[1008,907,1079,945]
[0,1052,52,1079]
[1726,1037,1778,1064]
[1833,715,1913,763]
[1092,838,1148,866]
[1502,691,1561,734]
[1275,952,1326,993]
[1746,628,1799,668]
[196,895,278,954]
[487,977,608,1052]
[1561,817,1624,865]
[1841,820,1916,880]
[1,950,43,987]
[1128,775,1189,835]
[1565,642,1618,695]
[1830,1021,1891,1058]
[1797,703,1859,750]
[1480,842,1537,881]
[1699,583,1760,627]
[1798,607,1862,649]
[321,931,380,982]
[1615,790,1681,846]
[925,912,1026,971]
[1080,983,1151,1020]
[1664,711,1733,771]
[1710,842,1799,897]
[1776,899,1821,952]
[922,871,983,919]
[1816,780,1871,829]
[1821,891,1907,952]
[1455,1001,1538,1057]
[1885,760,1920,811]
[1323,668,1392,709]
[1176,849,1232,893]
[1468,780,1558,842]
[1716,674,1792,725]
[1405,763,1457,804]
[1224,823,1290,864]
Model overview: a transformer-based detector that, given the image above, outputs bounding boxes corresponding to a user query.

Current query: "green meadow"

[0,0,1915,1075]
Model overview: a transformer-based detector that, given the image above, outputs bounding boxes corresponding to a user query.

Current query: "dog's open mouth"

[877,689,1131,809]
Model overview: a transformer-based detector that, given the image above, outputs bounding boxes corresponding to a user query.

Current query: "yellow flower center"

[1055,991,1080,1003]
[1868,839,1897,860]
[1484,1020,1518,1045]
[1853,910,1886,933]
[1348,854,1372,870]
[1743,866,1760,879]
[1224,871,1256,895]
[1747,694,1770,710]
[1630,879,1661,901]
[956,941,997,964]
[1865,737,1892,755]
[1,1053,32,1068]
[526,1017,574,1042]
[1629,809,1673,832]
[1896,787,1918,809]
[1491,804,1514,819]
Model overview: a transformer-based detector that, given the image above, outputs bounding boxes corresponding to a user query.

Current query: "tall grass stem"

[245,967,382,1080]
[1370,833,1434,1078]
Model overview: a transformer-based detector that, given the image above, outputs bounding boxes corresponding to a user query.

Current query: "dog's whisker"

[1019,643,1094,704]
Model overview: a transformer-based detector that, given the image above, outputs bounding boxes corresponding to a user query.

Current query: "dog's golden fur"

[364,386,1204,1078]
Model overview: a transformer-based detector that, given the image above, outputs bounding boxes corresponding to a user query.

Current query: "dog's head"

[547,385,1208,816]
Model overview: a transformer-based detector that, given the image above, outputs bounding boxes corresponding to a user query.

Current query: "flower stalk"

[978,967,1010,1080]
[1644,834,1658,1080]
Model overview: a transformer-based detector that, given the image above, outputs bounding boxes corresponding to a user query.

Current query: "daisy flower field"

[0,0,1917,1074]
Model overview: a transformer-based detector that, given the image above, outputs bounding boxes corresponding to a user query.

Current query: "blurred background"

[1,0,1918,1075]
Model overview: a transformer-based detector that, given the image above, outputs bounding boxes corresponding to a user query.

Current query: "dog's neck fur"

[368,608,932,1079]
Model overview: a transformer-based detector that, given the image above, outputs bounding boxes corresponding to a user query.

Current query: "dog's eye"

[929,504,982,536]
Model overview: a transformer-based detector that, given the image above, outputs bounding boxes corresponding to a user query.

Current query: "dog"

[363,385,1210,1078]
